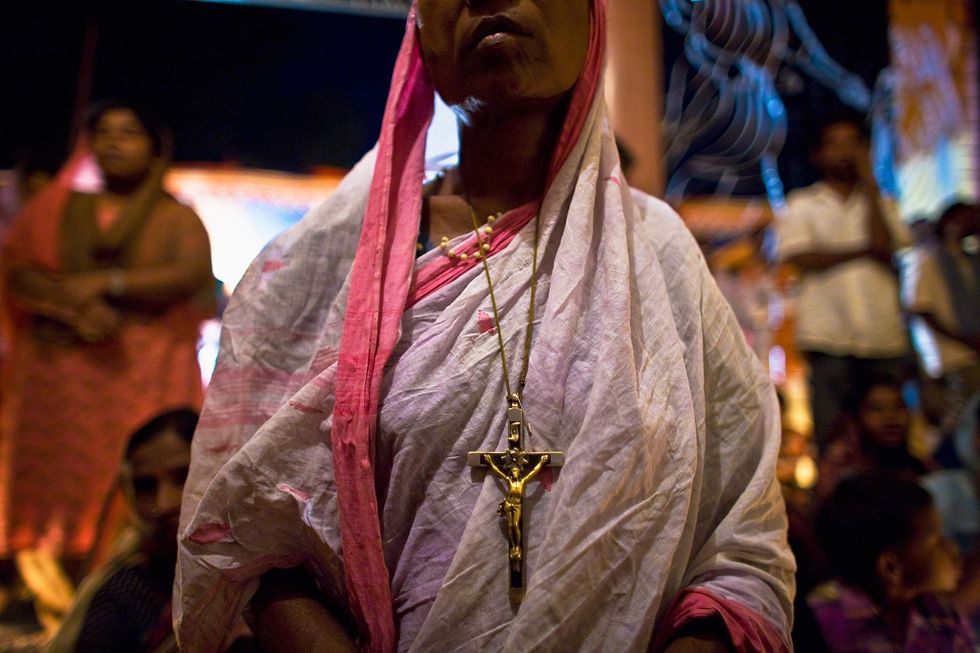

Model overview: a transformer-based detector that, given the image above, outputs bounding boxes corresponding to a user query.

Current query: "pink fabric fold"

[331,2,607,651]
[653,587,790,653]
[1,141,90,274]
[330,6,434,652]
[407,200,536,307]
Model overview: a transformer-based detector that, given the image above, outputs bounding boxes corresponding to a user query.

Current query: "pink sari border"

[330,5,433,652]
[653,587,790,653]
[406,200,537,307]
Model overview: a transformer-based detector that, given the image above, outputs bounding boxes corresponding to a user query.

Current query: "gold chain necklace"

[464,200,563,604]
[466,201,540,405]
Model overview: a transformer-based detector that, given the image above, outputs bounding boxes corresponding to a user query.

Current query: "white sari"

[176,85,794,651]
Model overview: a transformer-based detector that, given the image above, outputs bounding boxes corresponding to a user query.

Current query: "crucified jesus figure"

[483,453,549,570]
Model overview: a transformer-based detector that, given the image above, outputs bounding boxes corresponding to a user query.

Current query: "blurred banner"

[165,166,344,292]
[889,0,978,216]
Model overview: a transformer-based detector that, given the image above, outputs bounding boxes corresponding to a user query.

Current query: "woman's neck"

[456,98,567,222]
[103,173,146,198]
[859,435,914,468]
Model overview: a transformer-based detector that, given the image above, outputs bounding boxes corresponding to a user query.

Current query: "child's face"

[892,506,961,597]
[859,385,909,449]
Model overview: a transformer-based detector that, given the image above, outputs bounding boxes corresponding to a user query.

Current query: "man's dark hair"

[86,98,169,157]
[816,473,933,591]
[614,135,635,177]
[808,111,870,155]
[936,201,976,238]
[125,408,198,460]
[842,373,904,416]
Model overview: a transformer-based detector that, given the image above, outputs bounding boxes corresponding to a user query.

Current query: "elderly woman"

[176,1,794,652]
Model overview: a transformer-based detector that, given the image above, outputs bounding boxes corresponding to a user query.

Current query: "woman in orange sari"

[0,101,214,624]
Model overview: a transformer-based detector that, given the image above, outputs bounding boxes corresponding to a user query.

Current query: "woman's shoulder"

[155,193,201,222]
[628,188,688,233]
[627,188,702,259]
[218,154,377,328]
[261,148,376,251]
[627,187,709,286]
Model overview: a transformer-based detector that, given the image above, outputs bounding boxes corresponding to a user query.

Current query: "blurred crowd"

[713,115,980,651]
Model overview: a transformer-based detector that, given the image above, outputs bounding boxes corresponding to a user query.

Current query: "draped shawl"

[177,3,794,651]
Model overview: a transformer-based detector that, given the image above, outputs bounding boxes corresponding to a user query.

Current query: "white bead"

[447,249,456,257]
[481,243,490,252]
[482,226,493,235]
[459,253,468,261]
[473,251,482,260]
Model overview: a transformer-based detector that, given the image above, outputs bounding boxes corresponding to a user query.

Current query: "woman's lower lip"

[476,31,518,49]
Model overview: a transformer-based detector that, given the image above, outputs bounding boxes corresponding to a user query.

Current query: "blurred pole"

[69,16,100,147]
[605,0,665,197]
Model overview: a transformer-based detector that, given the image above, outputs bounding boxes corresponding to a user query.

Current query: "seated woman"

[45,409,197,653]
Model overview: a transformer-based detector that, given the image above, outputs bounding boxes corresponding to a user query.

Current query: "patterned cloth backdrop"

[888,0,979,217]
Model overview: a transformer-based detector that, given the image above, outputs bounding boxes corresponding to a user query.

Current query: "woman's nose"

[155,478,183,516]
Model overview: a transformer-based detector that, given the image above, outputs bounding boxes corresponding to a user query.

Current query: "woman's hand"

[248,568,357,653]
[60,272,111,308]
[70,299,122,343]
[661,618,735,653]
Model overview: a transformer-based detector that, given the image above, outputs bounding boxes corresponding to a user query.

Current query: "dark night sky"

[4,0,897,186]
[782,0,892,190]
[3,2,406,173]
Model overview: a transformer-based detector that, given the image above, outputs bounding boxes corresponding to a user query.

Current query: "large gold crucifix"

[468,395,564,603]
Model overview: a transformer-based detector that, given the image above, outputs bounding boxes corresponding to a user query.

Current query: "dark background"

[3,0,897,188]
[658,0,892,195]
[780,0,892,190]
[3,2,406,173]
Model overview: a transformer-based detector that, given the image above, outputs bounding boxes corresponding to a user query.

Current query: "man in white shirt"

[778,117,910,449]
[904,202,980,437]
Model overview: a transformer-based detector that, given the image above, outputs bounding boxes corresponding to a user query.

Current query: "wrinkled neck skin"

[454,93,569,227]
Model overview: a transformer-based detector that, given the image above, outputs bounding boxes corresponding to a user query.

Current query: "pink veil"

[331,2,607,650]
